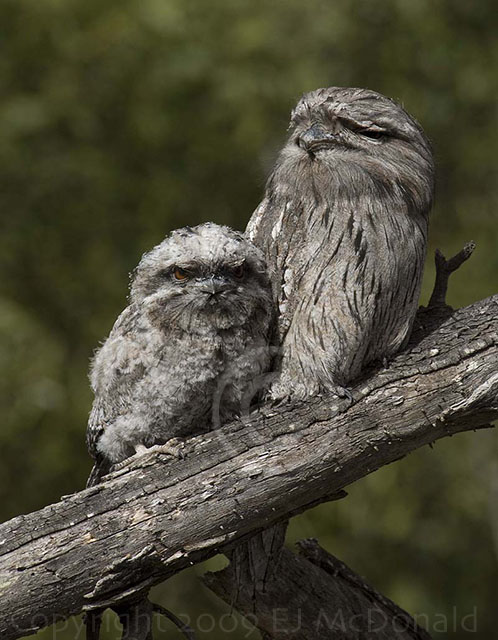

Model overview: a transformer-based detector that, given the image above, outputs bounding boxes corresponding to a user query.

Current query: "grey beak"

[298,124,335,151]
[201,277,231,295]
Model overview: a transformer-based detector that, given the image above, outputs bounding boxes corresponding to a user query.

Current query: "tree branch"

[0,295,497,639]
[204,539,432,639]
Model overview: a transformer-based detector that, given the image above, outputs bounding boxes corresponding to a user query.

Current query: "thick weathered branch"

[204,539,432,640]
[0,295,497,639]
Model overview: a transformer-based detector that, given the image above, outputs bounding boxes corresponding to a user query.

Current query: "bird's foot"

[135,438,185,460]
[156,438,186,459]
[269,378,318,405]
[112,439,186,474]
[335,384,354,405]
[269,378,353,408]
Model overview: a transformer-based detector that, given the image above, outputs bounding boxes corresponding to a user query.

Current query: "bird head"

[129,223,274,333]
[279,87,435,213]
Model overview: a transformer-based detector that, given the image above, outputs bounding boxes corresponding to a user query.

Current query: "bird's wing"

[86,396,106,459]
[85,304,150,462]
[85,395,113,486]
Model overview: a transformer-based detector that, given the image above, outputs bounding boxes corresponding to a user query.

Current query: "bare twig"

[428,242,475,308]
[114,599,153,640]
[152,604,197,640]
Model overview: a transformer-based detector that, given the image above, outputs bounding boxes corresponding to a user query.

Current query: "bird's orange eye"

[173,267,189,281]
[232,264,245,279]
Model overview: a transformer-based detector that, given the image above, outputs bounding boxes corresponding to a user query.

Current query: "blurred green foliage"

[0,0,497,638]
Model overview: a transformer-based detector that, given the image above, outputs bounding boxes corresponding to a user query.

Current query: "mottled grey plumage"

[236,88,435,599]
[86,222,275,486]
[247,86,434,399]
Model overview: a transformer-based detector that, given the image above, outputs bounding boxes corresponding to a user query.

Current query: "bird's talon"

[337,386,354,405]
[157,438,186,460]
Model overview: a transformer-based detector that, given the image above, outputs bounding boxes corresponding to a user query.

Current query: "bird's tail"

[86,456,112,488]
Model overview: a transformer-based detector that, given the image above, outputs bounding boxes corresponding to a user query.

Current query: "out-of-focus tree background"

[1,0,497,638]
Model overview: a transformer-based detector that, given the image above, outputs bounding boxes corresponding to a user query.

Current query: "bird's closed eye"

[359,129,387,140]
[342,117,388,141]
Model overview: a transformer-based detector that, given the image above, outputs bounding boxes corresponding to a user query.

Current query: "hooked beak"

[297,124,336,153]
[201,277,232,296]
